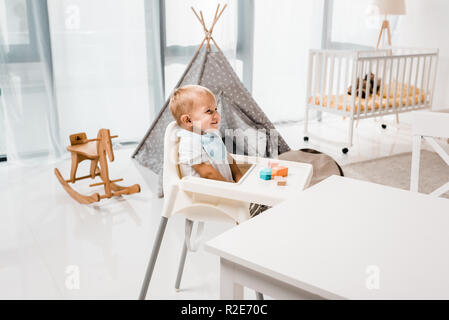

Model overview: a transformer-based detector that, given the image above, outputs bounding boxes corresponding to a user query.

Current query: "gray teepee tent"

[132,5,290,196]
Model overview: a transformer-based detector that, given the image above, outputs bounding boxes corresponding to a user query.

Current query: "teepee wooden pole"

[191,4,226,53]
[208,4,226,51]
[199,10,206,26]
[209,4,221,33]
[211,3,227,32]
[199,11,207,31]
[195,36,207,53]
[199,10,212,50]
[213,4,220,24]
[211,37,221,52]
[191,7,207,32]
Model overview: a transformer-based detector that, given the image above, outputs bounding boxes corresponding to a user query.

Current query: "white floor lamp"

[371,0,406,49]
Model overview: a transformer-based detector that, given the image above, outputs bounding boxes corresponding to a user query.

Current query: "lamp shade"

[371,0,406,15]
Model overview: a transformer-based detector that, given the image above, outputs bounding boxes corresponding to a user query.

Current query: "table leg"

[219,258,326,300]
[220,258,244,299]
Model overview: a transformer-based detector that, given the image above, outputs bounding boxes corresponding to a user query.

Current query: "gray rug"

[342,150,449,198]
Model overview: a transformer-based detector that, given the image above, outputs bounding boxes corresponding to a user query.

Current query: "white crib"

[304,48,439,153]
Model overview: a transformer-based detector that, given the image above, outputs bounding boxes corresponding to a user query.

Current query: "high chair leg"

[175,219,193,291]
[139,216,168,300]
[175,241,188,292]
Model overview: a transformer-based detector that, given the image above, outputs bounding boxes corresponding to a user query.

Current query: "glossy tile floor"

[0,113,436,299]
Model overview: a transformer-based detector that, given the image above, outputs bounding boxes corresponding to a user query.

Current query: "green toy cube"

[259,168,271,180]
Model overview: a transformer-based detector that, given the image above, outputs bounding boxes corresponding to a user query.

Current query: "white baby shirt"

[177,128,234,182]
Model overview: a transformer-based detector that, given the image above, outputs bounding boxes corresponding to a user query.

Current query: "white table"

[205,175,449,300]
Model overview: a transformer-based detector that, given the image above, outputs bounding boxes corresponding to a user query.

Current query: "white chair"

[410,111,449,197]
[139,121,259,300]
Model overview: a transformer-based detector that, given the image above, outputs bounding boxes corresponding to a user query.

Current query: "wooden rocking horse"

[54,129,140,204]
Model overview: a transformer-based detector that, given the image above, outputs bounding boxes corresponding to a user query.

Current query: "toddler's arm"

[193,163,228,182]
[229,158,243,183]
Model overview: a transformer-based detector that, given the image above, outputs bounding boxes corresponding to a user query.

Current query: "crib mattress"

[310,86,427,112]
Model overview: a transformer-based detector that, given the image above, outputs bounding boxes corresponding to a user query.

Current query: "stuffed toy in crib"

[347,73,382,99]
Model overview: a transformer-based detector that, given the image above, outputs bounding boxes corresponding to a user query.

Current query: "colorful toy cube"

[271,166,288,177]
[259,168,272,180]
[274,176,287,186]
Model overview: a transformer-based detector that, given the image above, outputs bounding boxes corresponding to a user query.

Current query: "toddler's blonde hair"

[169,85,215,126]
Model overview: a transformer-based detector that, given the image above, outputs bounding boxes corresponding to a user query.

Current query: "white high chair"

[139,122,313,299]
[139,121,255,300]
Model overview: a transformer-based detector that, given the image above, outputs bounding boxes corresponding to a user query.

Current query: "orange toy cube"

[271,166,288,177]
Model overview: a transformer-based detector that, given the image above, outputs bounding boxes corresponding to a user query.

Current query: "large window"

[0,0,41,63]
[0,97,5,159]
[48,0,153,144]
[0,0,47,161]
[251,0,323,123]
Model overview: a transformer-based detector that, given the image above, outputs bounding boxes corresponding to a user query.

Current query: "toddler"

[169,85,243,183]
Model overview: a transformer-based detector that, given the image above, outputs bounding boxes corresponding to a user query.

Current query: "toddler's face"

[189,94,221,133]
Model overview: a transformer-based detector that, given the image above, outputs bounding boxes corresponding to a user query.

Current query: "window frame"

[323,0,376,51]
[1,0,42,63]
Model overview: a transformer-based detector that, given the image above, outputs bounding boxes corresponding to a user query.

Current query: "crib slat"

[371,58,380,116]
[429,54,439,107]
[306,51,314,105]
[356,60,364,119]
[420,56,427,106]
[320,53,328,107]
[385,58,393,113]
[335,56,342,111]
[328,54,335,109]
[400,57,407,110]
[349,57,358,116]
[378,57,388,116]
[425,56,433,106]
[406,57,414,109]
[364,60,372,118]
[413,56,420,107]
[314,53,321,105]
[393,57,401,115]
[344,57,350,112]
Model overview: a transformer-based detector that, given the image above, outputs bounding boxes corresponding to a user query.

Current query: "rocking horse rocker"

[54,129,140,204]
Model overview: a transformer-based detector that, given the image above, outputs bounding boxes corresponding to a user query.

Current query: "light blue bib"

[177,128,227,162]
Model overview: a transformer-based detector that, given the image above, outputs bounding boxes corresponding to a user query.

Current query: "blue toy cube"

[259,168,272,180]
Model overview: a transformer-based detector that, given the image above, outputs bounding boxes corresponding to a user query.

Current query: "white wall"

[392,0,449,110]
[48,0,151,143]
[252,0,324,122]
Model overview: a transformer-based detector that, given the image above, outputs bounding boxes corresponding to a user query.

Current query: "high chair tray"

[180,157,313,207]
